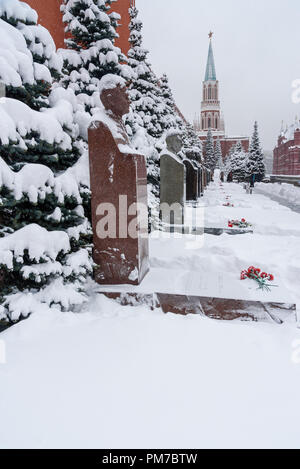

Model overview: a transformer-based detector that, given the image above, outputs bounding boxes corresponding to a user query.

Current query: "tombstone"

[183,160,198,202]
[160,152,185,226]
[194,162,203,197]
[160,132,185,227]
[88,79,149,285]
[0,268,4,289]
[190,161,202,197]
[202,168,206,191]
[0,82,5,99]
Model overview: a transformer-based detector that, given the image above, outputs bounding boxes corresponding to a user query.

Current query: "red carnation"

[269,274,274,281]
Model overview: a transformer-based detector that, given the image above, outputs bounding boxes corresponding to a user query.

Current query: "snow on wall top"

[280,121,300,142]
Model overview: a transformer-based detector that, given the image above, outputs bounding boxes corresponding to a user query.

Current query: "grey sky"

[136,0,300,150]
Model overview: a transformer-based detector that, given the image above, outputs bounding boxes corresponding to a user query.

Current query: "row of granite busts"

[160,132,212,227]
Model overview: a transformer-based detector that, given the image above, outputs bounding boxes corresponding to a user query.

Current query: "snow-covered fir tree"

[62,0,118,50]
[180,124,202,163]
[214,138,223,170]
[246,121,265,181]
[227,141,248,182]
[126,6,170,139]
[224,144,236,177]
[60,0,131,113]
[0,0,92,322]
[0,1,62,110]
[204,128,215,171]
[159,74,183,131]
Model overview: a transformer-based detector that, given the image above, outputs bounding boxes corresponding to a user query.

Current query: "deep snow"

[0,182,300,449]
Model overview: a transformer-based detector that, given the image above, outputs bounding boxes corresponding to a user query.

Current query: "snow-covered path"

[255,183,300,214]
[0,182,300,449]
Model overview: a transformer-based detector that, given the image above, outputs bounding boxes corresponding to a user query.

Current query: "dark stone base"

[204,227,253,236]
[162,226,253,236]
[100,292,296,324]
[0,322,11,334]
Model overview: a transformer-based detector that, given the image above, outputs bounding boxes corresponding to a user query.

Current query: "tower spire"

[199,32,223,135]
[205,33,217,81]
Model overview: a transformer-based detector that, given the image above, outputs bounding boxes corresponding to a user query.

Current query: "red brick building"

[194,34,249,160]
[26,0,134,54]
[273,121,300,175]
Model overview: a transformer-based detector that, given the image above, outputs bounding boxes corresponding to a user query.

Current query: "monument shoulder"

[160,150,183,165]
[88,119,120,154]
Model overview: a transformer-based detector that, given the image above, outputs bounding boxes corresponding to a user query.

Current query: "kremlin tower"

[194,33,249,159]
[195,32,225,137]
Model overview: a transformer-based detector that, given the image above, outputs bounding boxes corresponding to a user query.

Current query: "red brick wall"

[273,132,300,175]
[221,139,249,159]
[199,135,250,160]
[26,0,65,49]
[114,0,134,55]
[26,0,133,53]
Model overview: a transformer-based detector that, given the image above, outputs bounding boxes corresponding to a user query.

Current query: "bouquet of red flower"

[223,202,234,207]
[240,266,276,291]
[228,218,252,229]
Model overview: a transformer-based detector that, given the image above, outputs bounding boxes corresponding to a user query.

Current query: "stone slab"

[203,227,253,236]
[161,226,253,236]
[183,160,198,202]
[160,153,185,226]
[0,82,5,98]
[100,292,296,323]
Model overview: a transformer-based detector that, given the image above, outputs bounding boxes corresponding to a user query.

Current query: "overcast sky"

[136,0,300,150]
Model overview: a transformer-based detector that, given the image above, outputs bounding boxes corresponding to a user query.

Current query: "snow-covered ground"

[104,182,300,306]
[1,182,300,449]
[256,182,300,209]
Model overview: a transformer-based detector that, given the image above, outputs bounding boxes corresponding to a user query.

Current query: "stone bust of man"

[98,76,130,148]
[101,82,130,121]
[166,132,183,156]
